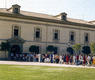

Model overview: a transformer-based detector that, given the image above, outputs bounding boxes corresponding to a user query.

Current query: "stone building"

[0,4,95,58]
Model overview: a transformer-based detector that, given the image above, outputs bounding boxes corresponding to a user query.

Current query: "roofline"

[0,12,95,28]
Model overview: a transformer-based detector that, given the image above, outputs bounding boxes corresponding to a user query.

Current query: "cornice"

[0,12,95,28]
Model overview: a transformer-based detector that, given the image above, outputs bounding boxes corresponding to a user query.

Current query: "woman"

[70,55,73,65]
[73,55,76,65]
[63,54,66,64]
[83,55,86,66]
[87,55,91,66]
[66,55,69,64]
[92,55,95,66]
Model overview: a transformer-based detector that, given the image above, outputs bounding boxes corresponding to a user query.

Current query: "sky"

[0,0,95,21]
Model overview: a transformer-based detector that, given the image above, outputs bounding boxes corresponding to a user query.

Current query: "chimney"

[12,4,21,14]
[60,12,67,21]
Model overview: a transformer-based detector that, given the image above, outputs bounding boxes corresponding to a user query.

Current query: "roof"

[0,8,94,26]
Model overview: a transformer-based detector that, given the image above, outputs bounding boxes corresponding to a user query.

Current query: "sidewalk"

[0,61,95,68]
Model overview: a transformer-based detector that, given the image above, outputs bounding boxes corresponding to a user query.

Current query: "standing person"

[70,55,73,65]
[53,54,55,63]
[36,54,38,62]
[33,54,36,62]
[83,55,86,66]
[56,55,59,63]
[79,54,83,65]
[66,54,69,64]
[42,54,45,62]
[87,55,91,66]
[80,55,83,65]
[38,54,41,62]
[63,54,66,64]
[92,55,95,66]
[73,55,76,65]
[90,55,93,66]
[76,55,79,65]
[59,55,63,64]
[28,53,31,62]
[50,54,53,63]
[10,53,14,60]
[54,54,57,63]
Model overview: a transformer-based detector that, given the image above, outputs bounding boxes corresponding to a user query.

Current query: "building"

[0,4,95,59]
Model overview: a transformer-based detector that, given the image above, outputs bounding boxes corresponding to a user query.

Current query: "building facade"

[0,4,95,58]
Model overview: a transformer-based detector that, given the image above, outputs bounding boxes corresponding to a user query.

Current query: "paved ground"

[0,61,95,68]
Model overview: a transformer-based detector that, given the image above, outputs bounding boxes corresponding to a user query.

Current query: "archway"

[11,45,20,53]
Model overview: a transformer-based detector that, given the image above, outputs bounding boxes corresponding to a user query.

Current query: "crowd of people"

[10,53,95,66]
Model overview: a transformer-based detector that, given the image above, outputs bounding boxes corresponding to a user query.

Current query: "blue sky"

[0,0,95,21]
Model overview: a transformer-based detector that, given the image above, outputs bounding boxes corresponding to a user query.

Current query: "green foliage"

[29,45,39,54]
[82,46,91,55]
[67,47,74,55]
[46,45,54,52]
[72,43,81,54]
[90,42,95,54]
[0,42,10,51]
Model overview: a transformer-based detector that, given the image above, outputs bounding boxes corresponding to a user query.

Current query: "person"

[50,54,53,63]
[56,55,59,63]
[19,54,23,61]
[38,54,41,62]
[16,53,19,61]
[92,55,95,66]
[59,55,63,64]
[79,54,83,65]
[31,54,36,62]
[90,55,93,66]
[87,55,91,66]
[55,55,59,63]
[66,54,69,64]
[76,55,79,65]
[63,54,66,64]
[10,53,14,60]
[45,54,50,63]
[83,55,86,66]
[73,55,76,65]
[42,54,45,62]
[70,55,73,65]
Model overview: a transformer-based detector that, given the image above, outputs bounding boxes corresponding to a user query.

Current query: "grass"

[0,65,95,80]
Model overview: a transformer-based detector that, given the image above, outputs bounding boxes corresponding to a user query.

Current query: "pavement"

[0,61,95,68]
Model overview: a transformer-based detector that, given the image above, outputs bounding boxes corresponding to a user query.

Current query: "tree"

[54,47,58,54]
[0,42,10,58]
[67,47,74,55]
[90,42,95,55]
[72,43,81,54]
[29,45,39,54]
[82,46,91,55]
[46,45,54,53]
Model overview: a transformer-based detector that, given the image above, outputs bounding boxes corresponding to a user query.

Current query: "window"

[14,8,19,13]
[35,28,41,40]
[13,26,20,37]
[53,30,59,40]
[14,29,18,36]
[84,33,89,43]
[69,32,75,42]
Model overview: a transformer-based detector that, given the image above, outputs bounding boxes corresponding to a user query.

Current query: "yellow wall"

[0,16,95,54]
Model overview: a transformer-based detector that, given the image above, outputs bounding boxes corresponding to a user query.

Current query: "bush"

[82,46,91,55]
[67,47,74,55]
[29,45,39,54]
